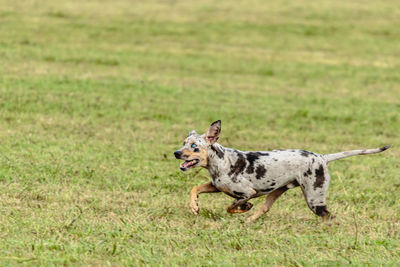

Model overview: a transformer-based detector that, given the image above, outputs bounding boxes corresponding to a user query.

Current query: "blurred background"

[0,0,399,265]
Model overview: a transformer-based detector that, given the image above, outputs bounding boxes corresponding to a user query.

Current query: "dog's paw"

[227,202,254,214]
[239,202,253,212]
[189,202,200,215]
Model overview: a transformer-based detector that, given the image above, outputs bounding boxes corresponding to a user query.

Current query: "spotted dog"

[174,120,391,222]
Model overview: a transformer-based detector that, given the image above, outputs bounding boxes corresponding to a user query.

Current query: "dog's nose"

[174,151,182,159]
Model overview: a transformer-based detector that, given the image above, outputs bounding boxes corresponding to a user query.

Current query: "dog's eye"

[191,144,197,148]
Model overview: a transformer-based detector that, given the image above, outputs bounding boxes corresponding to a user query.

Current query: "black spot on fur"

[270,182,276,186]
[211,145,224,159]
[245,152,270,175]
[313,164,325,189]
[291,181,300,187]
[233,191,245,196]
[210,169,220,181]
[315,205,329,217]
[300,150,310,157]
[228,153,247,179]
[312,158,315,163]
[261,188,274,192]
[304,168,312,177]
[245,152,259,174]
[255,165,267,179]
[273,158,278,161]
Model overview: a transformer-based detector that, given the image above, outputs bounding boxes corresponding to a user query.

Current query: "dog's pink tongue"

[182,161,190,168]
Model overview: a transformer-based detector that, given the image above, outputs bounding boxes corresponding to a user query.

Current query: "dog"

[174,120,390,222]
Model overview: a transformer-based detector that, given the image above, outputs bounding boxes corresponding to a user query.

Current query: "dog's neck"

[206,143,238,180]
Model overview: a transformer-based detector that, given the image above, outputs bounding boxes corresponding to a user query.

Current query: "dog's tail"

[323,145,391,163]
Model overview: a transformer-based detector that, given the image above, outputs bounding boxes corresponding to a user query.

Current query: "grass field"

[0,0,399,265]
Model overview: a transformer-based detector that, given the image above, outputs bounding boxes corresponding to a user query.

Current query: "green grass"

[0,0,399,265]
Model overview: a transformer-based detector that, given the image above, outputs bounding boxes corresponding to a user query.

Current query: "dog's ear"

[188,130,197,137]
[205,120,221,145]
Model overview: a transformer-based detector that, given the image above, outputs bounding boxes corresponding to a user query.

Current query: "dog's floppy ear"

[188,130,197,137]
[205,120,221,145]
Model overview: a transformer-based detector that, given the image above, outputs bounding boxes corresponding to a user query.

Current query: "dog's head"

[174,120,221,171]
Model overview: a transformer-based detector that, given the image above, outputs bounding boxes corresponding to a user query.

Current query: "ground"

[0,0,399,265]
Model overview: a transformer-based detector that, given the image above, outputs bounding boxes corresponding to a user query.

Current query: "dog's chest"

[208,168,234,190]
[210,175,251,197]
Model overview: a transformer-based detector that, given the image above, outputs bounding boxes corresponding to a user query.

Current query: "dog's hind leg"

[189,182,220,215]
[246,186,289,222]
[299,164,334,220]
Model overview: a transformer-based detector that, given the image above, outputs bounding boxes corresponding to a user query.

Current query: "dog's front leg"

[189,182,220,215]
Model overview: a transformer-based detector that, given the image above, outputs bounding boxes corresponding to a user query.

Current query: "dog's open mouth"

[180,159,200,171]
